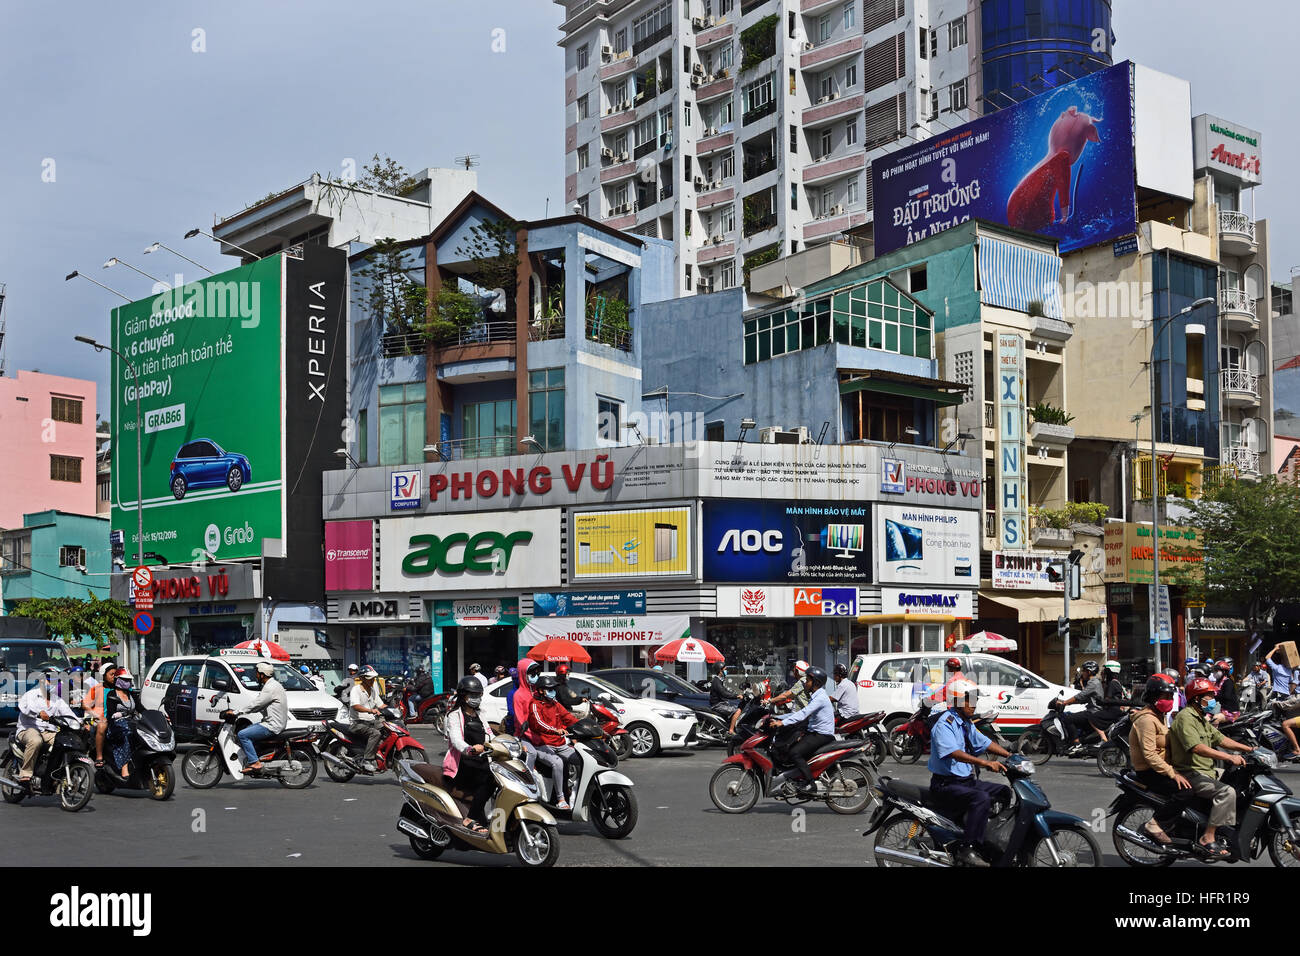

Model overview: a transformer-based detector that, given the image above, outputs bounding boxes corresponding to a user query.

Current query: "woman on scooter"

[104,668,138,780]
[1128,674,1190,845]
[88,662,116,769]
[443,676,495,835]
[529,674,580,811]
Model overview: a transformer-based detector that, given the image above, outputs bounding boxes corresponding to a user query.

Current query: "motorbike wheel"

[323,743,356,783]
[1015,728,1054,766]
[1096,743,1127,778]
[181,749,223,789]
[1028,823,1102,867]
[873,814,938,867]
[590,783,639,839]
[1268,827,1300,868]
[514,820,561,867]
[278,747,318,789]
[147,759,175,801]
[865,732,888,768]
[394,746,426,768]
[888,728,922,765]
[430,712,447,737]
[610,734,633,760]
[59,762,93,812]
[2,757,27,804]
[1111,805,1175,867]
[708,765,760,814]
[826,762,876,815]
[95,771,116,794]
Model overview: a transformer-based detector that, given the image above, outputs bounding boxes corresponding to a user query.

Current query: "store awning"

[838,370,967,407]
[979,592,1105,622]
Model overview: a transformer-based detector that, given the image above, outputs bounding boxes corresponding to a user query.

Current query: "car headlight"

[653,709,690,720]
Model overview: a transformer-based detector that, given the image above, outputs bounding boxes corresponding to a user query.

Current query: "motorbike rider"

[1264,645,1295,702]
[408,667,436,718]
[1212,659,1239,717]
[1057,659,1106,749]
[1128,674,1191,845]
[87,661,116,769]
[14,670,77,783]
[926,679,1015,867]
[769,660,810,710]
[348,665,386,772]
[924,657,966,714]
[709,664,740,708]
[225,661,289,774]
[1168,676,1255,858]
[1090,661,1129,742]
[554,663,585,713]
[442,676,495,834]
[765,665,835,795]
[467,663,488,694]
[335,663,359,702]
[528,674,579,811]
[104,667,140,778]
[827,662,859,719]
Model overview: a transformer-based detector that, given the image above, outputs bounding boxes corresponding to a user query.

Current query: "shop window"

[378,382,426,465]
[462,399,517,459]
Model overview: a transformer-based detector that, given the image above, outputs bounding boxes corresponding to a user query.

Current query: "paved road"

[2,725,1292,867]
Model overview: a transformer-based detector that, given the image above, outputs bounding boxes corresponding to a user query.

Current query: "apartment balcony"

[742,100,777,126]
[1219,287,1259,333]
[740,0,774,14]
[801,93,864,128]
[1223,445,1261,478]
[429,320,516,350]
[380,331,426,358]
[1032,526,1075,549]
[802,0,845,11]
[599,55,639,82]
[804,210,852,240]
[1221,367,1261,407]
[698,185,735,210]
[632,23,673,56]
[1031,314,1074,342]
[802,150,865,185]
[1029,421,1076,447]
[600,106,637,133]
[695,73,734,103]
[697,239,736,263]
[441,435,519,461]
[696,21,735,50]
[799,35,863,70]
[742,153,777,181]
[697,129,735,157]
[1219,209,1257,256]
[743,210,778,237]
[599,159,638,184]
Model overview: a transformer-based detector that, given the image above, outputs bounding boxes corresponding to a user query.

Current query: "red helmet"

[1185,677,1217,699]
[946,657,962,671]
[555,663,570,680]
[1150,672,1177,687]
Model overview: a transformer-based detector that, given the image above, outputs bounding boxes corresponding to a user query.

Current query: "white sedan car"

[481,672,697,757]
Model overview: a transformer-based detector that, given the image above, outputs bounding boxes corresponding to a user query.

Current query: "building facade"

[1,510,112,615]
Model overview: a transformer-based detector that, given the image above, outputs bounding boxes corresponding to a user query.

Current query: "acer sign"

[379,511,561,592]
[702,500,871,583]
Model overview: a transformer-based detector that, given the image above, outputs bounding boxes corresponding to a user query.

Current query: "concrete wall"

[1,510,110,608]
[0,371,98,528]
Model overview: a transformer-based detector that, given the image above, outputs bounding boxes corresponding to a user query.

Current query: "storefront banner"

[519,615,690,647]
[881,588,974,619]
[571,507,692,581]
[703,500,871,583]
[717,585,861,618]
[111,563,256,604]
[432,598,519,627]
[878,457,982,503]
[325,520,374,591]
[876,505,978,585]
[532,591,646,617]
[335,597,411,622]
[997,333,1028,550]
[991,550,1065,592]
[1102,523,1203,584]
[380,511,561,592]
[1193,114,1261,185]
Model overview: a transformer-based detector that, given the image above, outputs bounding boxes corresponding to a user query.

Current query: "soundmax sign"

[380,511,561,592]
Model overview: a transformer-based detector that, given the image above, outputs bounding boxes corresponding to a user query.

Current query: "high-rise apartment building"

[557,0,1114,297]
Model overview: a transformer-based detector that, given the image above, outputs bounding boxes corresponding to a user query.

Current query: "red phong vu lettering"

[429,454,614,502]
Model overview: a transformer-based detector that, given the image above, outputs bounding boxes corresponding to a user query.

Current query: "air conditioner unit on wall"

[602,45,613,60]
[601,147,615,159]
[691,75,703,88]
[760,426,809,444]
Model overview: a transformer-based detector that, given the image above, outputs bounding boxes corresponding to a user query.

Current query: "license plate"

[396,817,425,839]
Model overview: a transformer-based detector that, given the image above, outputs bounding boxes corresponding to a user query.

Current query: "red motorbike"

[401,686,451,733]
[319,706,426,781]
[707,721,877,815]
[888,704,1008,765]
[836,710,888,768]
[590,700,632,760]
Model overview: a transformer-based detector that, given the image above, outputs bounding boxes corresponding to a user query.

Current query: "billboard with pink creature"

[872,62,1136,256]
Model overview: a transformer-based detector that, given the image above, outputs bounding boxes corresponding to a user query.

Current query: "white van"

[848,652,1071,737]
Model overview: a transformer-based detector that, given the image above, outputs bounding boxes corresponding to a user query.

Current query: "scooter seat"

[884,779,934,806]
[813,739,855,756]
[410,762,447,788]
[328,720,355,737]
[277,727,315,741]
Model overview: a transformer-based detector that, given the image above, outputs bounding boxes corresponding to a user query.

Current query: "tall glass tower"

[981,0,1114,110]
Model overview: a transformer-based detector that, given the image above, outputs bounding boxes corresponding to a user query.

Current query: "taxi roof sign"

[216,648,270,659]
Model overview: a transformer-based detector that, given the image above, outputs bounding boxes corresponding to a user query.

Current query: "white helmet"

[946,678,980,707]
[793,660,810,676]
[255,662,275,678]
[359,665,379,679]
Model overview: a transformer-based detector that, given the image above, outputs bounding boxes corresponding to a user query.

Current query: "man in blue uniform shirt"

[928,679,1015,867]
[766,665,835,794]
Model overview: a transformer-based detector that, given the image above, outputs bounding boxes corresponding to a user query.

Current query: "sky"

[0,0,1292,417]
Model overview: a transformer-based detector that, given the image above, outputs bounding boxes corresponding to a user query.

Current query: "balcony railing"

[1219,287,1255,314]
[586,317,633,351]
[527,316,565,342]
[742,153,777,180]
[1224,445,1261,476]
[428,320,516,349]
[742,99,777,125]
[434,435,518,461]
[632,23,672,55]
[740,0,772,12]
[381,331,426,358]
[1221,366,1260,396]
[1219,209,1256,244]
[633,138,658,160]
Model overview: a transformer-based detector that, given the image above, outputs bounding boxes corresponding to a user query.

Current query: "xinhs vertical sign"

[997,332,1027,549]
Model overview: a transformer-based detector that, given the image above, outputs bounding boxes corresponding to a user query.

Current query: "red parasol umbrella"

[653,637,724,664]
[233,638,291,662]
[526,638,592,664]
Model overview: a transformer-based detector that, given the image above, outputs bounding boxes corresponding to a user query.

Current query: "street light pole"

[75,334,144,672]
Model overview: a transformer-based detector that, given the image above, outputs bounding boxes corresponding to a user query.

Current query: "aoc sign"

[381,511,561,591]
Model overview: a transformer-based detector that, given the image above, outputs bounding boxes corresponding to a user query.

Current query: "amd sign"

[349,599,399,619]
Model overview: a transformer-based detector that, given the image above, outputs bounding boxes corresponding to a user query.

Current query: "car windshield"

[642,671,699,695]
[573,674,626,700]
[226,661,316,691]
[0,643,70,674]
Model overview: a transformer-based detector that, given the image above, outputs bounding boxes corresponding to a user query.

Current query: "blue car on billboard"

[169,439,251,500]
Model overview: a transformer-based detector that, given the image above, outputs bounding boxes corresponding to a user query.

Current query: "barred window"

[863,94,907,149]
[50,455,82,483]
[863,0,904,33]
[60,545,86,568]
[51,396,83,424]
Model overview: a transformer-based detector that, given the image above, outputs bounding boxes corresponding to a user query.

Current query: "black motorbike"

[1094,712,1134,778]
[0,714,95,811]
[1221,708,1298,762]
[96,708,178,800]
[1015,698,1112,766]
[1109,748,1300,868]
[865,754,1101,867]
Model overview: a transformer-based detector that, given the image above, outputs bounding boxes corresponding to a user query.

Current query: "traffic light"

[1046,561,1065,584]
[1058,616,1070,638]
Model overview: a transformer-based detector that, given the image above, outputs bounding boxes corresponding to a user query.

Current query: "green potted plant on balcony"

[586,291,631,350]
[426,285,481,346]
[1028,401,1076,446]
[740,14,778,72]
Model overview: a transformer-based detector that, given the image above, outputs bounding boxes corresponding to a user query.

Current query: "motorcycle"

[0,713,95,811]
[94,707,178,800]
[1094,712,1134,778]
[590,699,632,760]
[708,719,878,815]
[691,706,734,748]
[837,710,889,768]
[888,704,1009,765]
[1221,707,1299,762]
[538,715,638,839]
[179,701,320,789]
[724,686,780,755]
[865,754,1101,867]
[1109,748,1300,868]
[1014,698,1109,766]
[319,706,426,781]
[402,686,451,733]
[394,739,560,868]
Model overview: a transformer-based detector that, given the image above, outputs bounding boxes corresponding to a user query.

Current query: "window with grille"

[864,33,906,93]
[51,396,83,424]
[863,94,906,149]
[863,0,904,33]
[864,166,873,211]
[50,455,82,483]
[60,545,86,568]
[950,78,968,113]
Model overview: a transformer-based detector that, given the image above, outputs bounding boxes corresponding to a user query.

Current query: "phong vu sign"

[871,61,1137,256]
[703,500,871,583]
[997,333,1027,550]
[879,458,981,502]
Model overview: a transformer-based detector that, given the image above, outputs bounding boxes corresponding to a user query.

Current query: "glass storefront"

[706,621,800,689]
[850,622,946,657]
[177,615,253,655]
[360,625,432,677]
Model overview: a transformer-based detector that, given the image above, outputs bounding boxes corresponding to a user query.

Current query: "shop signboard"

[871,62,1137,256]
[997,333,1028,549]
[110,563,256,604]
[881,588,974,619]
[390,470,422,511]
[324,520,374,591]
[716,586,861,617]
[432,598,519,626]
[381,511,561,592]
[991,550,1065,592]
[570,506,693,581]
[1102,523,1203,585]
[1193,114,1262,185]
[875,505,978,586]
[531,591,646,617]
[703,500,871,583]
[519,614,691,647]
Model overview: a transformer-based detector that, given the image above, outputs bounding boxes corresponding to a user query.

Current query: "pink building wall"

[0,370,97,529]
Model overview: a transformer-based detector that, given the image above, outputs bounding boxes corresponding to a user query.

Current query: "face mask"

[545,689,557,700]
[1204,699,1221,715]
[466,695,482,709]
[527,674,538,685]
[1154,698,1174,714]
[115,678,132,690]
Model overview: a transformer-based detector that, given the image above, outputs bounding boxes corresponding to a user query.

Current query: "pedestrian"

[1264,645,1296,702]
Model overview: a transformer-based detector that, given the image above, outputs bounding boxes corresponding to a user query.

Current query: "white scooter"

[178,695,320,789]
[533,714,638,839]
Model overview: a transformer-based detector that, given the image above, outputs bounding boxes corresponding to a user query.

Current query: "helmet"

[833,663,848,679]
[347,664,359,673]
[1191,664,1211,678]
[1102,660,1120,672]
[1164,668,1180,680]
[1216,658,1234,673]
[469,662,481,674]
[524,660,542,682]
[359,665,379,679]
[1081,660,1099,674]
[493,665,507,677]
[255,662,275,678]
[98,662,118,679]
[299,665,310,674]
[1150,672,1176,687]
[1185,677,1217,700]
[456,676,482,700]
[805,666,828,688]
[1143,676,1175,701]
[1184,656,1199,667]
[947,678,980,707]
[793,660,809,676]
[72,665,83,673]
[536,674,559,691]
[556,663,570,680]
[946,657,962,671]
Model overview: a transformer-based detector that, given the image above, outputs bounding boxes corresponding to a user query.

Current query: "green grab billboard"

[110,255,285,564]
